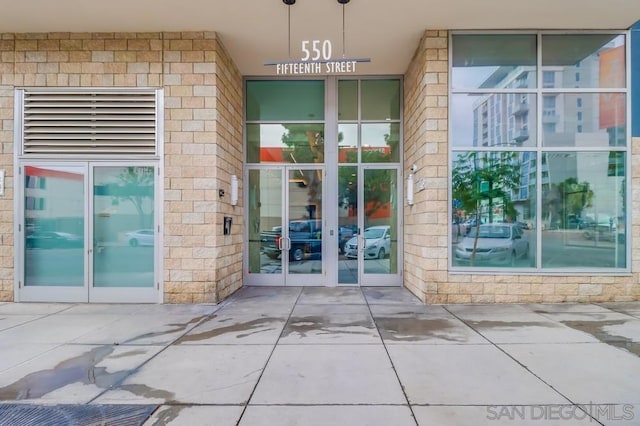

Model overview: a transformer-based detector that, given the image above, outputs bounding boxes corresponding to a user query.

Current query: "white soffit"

[0,0,638,75]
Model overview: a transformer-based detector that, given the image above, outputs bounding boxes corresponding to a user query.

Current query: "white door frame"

[16,161,162,303]
[244,165,326,287]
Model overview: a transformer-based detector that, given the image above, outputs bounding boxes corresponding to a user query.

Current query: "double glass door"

[18,162,160,303]
[246,166,325,286]
[337,166,401,286]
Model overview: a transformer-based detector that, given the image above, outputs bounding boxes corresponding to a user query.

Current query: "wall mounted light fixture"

[231,175,239,206]
[407,174,414,206]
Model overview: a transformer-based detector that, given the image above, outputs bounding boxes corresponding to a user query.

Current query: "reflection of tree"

[452,152,521,264]
[337,167,392,219]
[116,167,154,228]
[364,170,392,218]
[338,166,357,214]
[359,123,399,163]
[281,125,324,164]
[543,178,593,228]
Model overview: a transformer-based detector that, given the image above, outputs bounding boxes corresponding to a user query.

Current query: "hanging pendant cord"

[342,3,346,58]
[288,5,292,59]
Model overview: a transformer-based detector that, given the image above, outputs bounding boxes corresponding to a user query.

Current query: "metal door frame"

[356,164,403,286]
[244,164,326,286]
[16,161,162,303]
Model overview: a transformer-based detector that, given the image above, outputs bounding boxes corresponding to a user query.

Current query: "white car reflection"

[344,226,390,259]
[455,223,528,266]
[125,229,154,247]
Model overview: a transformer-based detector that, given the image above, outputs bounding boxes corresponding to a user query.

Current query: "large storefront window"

[451,32,628,271]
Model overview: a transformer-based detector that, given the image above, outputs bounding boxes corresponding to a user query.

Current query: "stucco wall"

[403,30,639,303]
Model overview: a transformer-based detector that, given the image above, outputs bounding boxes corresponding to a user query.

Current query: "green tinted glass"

[246,80,325,121]
[361,79,400,120]
[338,80,358,121]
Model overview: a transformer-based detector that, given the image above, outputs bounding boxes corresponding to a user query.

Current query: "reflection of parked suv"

[261,220,323,261]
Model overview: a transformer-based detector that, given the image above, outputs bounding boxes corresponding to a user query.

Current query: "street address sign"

[265,40,370,75]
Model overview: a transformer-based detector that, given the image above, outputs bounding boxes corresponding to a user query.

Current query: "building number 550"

[301,40,332,61]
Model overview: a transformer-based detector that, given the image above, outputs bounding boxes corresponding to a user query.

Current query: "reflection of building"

[472,39,626,225]
[25,166,83,233]
[1,3,639,305]
[473,69,535,148]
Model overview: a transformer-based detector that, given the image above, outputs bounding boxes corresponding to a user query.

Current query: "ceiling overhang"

[1,0,638,76]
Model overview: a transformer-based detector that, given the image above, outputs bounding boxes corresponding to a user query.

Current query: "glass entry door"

[246,166,325,286]
[338,166,402,286]
[18,163,160,303]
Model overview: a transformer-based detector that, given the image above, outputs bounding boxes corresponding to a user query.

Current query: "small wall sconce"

[231,175,238,206]
[407,172,414,206]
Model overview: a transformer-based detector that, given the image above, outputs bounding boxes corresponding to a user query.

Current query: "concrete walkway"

[0,287,639,425]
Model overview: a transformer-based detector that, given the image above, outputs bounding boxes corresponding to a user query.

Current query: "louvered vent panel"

[23,91,157,155]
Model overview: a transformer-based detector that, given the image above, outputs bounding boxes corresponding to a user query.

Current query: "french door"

[17,162,160,303]
[337,165,402,286]
[245,165,325,286]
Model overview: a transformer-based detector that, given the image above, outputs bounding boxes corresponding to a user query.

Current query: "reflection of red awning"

[367,201,391,219]
[25,166,83,181]
[260,148,284,162]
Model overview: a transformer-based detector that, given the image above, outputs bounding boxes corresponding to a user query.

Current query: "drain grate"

[0,404,158,426]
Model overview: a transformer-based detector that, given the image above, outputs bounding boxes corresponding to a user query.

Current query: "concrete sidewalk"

[0,287,639,425]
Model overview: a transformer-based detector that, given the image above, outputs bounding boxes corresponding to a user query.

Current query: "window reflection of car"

[344,225,390,260]
[338,225,356,254]
[260,220,322,261]
[26,231,83,249]
[582,216,620,242]
[455,223,528,266]
[126,229,155,247]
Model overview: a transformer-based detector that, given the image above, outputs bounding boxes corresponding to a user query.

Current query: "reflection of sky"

[452,67,497,89]
[260,124,287,147]
[46,166,84,175]
[451,94,477,147]
[451,67,497,147]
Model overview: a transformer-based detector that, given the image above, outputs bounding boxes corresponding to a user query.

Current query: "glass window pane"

[247,124,325,164]
[452,35,536,90]
[338,166,358,284]
[361,79,400,120]
[288,168,323,274]
[361,123,400,163]
[452,151,537,268]
[93,166,155,288]
[246,80,325,121]
[541,152,626,268]
[24,166,85,286]
[364,168,398,274]
[338,80,358,121]
[542,93,626,147]
[338,123,358,163]
[452,94,537,147]
[542,35,626,89]
[249,169,282,274]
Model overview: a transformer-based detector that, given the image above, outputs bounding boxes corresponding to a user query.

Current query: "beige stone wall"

[162,32,243,304]
[0,31,244,303]
[403,30,640,304]
[403,30,449,303]
[0,35,14,301]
